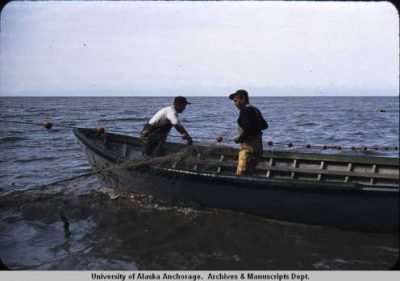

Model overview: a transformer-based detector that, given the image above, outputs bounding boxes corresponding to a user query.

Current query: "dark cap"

[173,96,191,105]
[229,89,248,100]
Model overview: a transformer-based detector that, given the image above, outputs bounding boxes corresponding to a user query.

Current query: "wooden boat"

[73,128,399,233]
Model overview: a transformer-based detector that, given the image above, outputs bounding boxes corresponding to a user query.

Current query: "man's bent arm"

[174,124,188,135]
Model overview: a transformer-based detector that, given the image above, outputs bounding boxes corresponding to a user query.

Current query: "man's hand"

[181,133,193,145]
[141,129,150,139]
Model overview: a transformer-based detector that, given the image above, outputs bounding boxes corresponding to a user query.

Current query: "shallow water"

[1,187,398,270]
[0,96,398,269]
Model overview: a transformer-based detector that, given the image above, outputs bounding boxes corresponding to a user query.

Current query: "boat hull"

[78,137,399,233]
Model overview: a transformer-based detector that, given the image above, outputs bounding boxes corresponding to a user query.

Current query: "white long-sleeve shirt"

[148,106,181,127]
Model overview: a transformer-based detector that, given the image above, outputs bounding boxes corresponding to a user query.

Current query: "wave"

[97,117,148,122]
[25,108,56,113]
[12,156,58,163]
[1,113,46,118]
[0,136,28,143]
[301,122,318,127]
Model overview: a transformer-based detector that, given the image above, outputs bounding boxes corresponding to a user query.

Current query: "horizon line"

[1,95,398,98]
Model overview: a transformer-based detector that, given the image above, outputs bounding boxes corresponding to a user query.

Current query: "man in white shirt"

[141,96,193,157]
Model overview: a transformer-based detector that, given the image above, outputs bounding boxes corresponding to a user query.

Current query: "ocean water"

[0,96,398,270]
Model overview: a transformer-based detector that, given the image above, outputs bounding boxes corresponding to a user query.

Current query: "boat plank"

[263,166,398,180]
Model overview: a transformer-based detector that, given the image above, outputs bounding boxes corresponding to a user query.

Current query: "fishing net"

[105,143,238,176]
[2,142,232,220]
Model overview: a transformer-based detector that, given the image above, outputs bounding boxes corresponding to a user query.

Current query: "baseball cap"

[174,96,191,105]
[229,89,248,100]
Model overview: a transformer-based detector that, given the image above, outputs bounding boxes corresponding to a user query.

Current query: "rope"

[0,119,75,129]
[5,171,100,196]
[262,140,399,151]
[0,118,398,151]
[126,128,399,151]
[1,117,397,199]
[5,146,198,196]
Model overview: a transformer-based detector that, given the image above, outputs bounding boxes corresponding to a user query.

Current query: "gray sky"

[0,1,398,96]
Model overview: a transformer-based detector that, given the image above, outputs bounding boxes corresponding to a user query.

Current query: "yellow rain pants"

[236,127,263,175]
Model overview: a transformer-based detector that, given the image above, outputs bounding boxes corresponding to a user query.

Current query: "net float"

[44,121,53,130]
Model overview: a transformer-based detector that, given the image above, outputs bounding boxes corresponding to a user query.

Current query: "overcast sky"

[0,1,398,96]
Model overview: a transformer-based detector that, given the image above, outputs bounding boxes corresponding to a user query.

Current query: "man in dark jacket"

[229,89,268,175]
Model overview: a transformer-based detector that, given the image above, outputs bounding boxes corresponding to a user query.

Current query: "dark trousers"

[141,124,170,158]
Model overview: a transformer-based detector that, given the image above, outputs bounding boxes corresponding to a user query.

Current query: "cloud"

[1,1,398,96]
